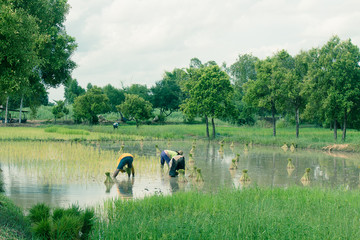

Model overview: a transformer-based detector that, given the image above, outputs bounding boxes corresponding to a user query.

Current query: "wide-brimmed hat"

[177,150,183,155]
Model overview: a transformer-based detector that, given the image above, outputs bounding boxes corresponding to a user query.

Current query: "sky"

[48,0,360,102]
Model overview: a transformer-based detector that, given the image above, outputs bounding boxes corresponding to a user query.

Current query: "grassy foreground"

[93,187,360,240]
[0,194,31,240]
[1,124,360,151]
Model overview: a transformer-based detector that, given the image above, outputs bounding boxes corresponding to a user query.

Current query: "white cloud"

[48,0,360,101]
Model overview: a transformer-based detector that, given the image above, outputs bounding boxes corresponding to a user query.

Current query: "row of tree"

[1,4,359,142]
[0,0,76,121]
[61,36,360,141]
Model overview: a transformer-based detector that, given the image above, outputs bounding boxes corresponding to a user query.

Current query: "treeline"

[1,1,360,141]
[57,36,360,141]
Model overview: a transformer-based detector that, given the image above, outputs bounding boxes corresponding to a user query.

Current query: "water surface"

[0,140,359,209]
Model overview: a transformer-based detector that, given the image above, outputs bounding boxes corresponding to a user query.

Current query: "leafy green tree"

[0,1,40,123]
[305,36,360,141]
[73,87,111,124]
[102,84,125,112]
[230,54,258,87]
[64,79,85,104]
[124,84,151,102]
[52,100,68,123]
[13,0,77,88]
[117,94,153,127]
[281,50,310,138]
[244,50,293,136]
[229,54,259,125]
[151,69,185,117]
[181,65,233,138]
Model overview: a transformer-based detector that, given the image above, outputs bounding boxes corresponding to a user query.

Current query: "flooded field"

[0,140,359,209]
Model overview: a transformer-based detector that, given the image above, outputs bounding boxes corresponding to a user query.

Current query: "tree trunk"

[295,107,299,138]
[5,96,9,124]
[19,94,23,123]
[342,110,347,142]
[211,117,216,139]
[205,115,209,138]
[334,119,337,141]
[271,104,276,137]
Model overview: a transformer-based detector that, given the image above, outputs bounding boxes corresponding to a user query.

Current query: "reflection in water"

[114,178,134,199]
[1,140,360,209]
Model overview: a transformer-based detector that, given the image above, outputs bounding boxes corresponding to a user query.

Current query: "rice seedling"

[189,145,196,155]
[235,153,240,162]
[177,169,187,182]
[188,166,197,178]
[281,143,288,152]
[290,143,296,152]
[218,144,224,153]
[244,143,249,153]
[155,144,161,154]
[301,168,311,183]
[229,159,238,170]
[104,172,114,184]
[287,158,295,169]
[0,141,159,185]
[188,153,195,164]
[230,141,234,148]
[195,168,204,182]
[239,169,250,182]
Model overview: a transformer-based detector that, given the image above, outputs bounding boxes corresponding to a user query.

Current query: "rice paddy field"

[1,124,360,239]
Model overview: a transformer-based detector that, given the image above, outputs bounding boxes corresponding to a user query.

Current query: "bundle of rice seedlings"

[301,168,311,182]
[155,145,161,154]
[188,166,197,178]
[229,159,238,170]
[239,169,250,182]
[290,143,296,152]
[287,158,295,169]
[177,169,187,182]
[104,172,114,183]
[281,143,288,152]
[188,153,195,164]
[195,168,204,182]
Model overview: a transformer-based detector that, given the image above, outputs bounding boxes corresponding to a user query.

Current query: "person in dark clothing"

[169,154,185,177]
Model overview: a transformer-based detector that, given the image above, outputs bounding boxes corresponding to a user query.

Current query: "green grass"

[92,187,360,240]
[0,194,31,240]
[1,124,360,151]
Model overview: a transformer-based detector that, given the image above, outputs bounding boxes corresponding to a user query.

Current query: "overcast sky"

[48,0,360,102]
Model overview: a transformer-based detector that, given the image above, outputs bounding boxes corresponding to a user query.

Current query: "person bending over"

[113,153,135,178]
[160,150,183,168]
[169,154,185,177]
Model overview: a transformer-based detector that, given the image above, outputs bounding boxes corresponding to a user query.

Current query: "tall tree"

[117,94,153,127]
[244,50,292,136]
[52,100,68,123]
[229,54,259,125]
[151,68,185,117]
[181,65,233,139]
[103,84,125,112]
[0,1,40,123]
[73,87,110,124]
[305,36,360,141]
[124,84,151,102]
[281,50,309,138]
[14,0,77,87]
[64,79,85,104]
